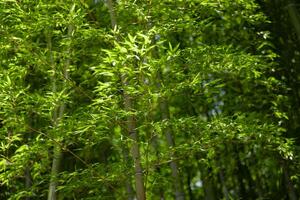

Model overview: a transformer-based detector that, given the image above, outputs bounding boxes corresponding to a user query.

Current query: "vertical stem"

[203,174,216,200]
[25,113,35,200]
[47,15,73,200]
[234,150,246,199]
[287,3,300,42]
[158,73,185,199]
[106,1,146,199]
[122,75,146,200]
[151,135,165,199]
[46,30,59,200]
[186,166,194,200]
[151,29,184,198]
[107,0,117,29]
[233,146,256,199]
[283,162,297,200]
[219,169,229,200]
[47,146,62,200]
[25,167,32,200]
[159,99,185,200]
[122,145,135,200]
[203,113,215,200]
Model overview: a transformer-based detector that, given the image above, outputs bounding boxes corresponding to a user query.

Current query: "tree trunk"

[204,181,216,200]
[283,162,297,200]
[151,136,165,200]
[233,146,256,199]
[47,17,73,200]
[218,169,229,200]
[149,31,185,198]
[25,167,32,200]
[159,99,185,200]
[106,1,146,199]
[122,147,135,200]
[286,3,300,42]
[186,166,194,200]
[125,105,146,200]
[47,146,62,200]
[46,29,59,200]
[156,66,184,199]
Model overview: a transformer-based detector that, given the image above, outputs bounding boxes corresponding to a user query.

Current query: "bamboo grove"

[0,0,300,199]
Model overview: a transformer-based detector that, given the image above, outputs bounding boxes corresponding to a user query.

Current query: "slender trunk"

[106,1,146,199]
[151,135,165,200]
[107,0,117,29]
[25,167,32,200]
[47,19,73,200]
[47,146,62,200]
[125,100,145,200]
[218,169,229,200]
[122,146,135,200]
[46,30,59,200]
[184,91,197,200]
[283,162,297,200]
[203,176,216,200]
[120,69,145,200]
[186,166,194,200]
[157,68,184,200]
[215,154,228,200]
[25,113,34,200]
[233,146,256,199]
[234,150,246,199]
[151,29,185,198]
[203,113,216,200]
[286,3,300,42]
[159,99,184,200]
[195,153,215,200]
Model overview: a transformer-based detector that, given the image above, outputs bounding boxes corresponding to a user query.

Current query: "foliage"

[0,0,299,199]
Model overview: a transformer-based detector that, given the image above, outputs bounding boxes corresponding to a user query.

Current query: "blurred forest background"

[0,0,300,199]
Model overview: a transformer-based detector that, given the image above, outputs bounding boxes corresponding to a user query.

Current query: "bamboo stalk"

[25,166,32,200]
[283,161,297,200]
[155,62,184,199]
[286,4,300,42]
[159,97,185,200]
[106,1,146,199]
[47,12,74,200]
[46,29,59,200]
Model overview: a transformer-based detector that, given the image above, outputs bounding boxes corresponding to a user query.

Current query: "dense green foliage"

[0,0,299,199]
